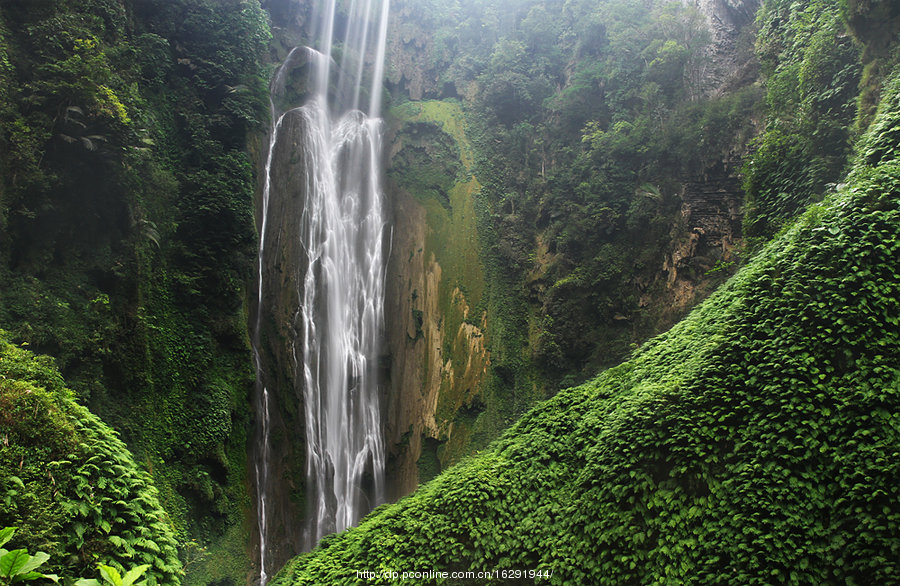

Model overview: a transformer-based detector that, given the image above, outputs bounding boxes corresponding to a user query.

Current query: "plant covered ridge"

[0,0,269,579]
[271,63,900,584]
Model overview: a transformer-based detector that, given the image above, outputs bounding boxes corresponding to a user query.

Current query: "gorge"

[0,0,899,583]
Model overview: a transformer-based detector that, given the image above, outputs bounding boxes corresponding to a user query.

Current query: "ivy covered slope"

[0,332,180,582]
[273,70,900,584]
[0,0,269,573]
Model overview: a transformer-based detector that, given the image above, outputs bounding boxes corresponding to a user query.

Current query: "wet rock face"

[380,103,490,500]
[381,184,429,498]
[253,108,312,570]
[381,182,491,500]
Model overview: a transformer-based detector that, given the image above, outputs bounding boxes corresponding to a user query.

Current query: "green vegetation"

[0,333,180,583]
[271,61,900,585]
[0,526,156,585]
[0,0,270,582]
[0,527,56,584]
[76,563,150,586]
[388,0,762,409]
[742,0,862,242]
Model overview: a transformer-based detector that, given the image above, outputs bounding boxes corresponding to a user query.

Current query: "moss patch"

[389,100,490,465]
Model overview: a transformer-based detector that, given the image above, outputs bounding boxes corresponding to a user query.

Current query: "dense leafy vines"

[0,333,181,583]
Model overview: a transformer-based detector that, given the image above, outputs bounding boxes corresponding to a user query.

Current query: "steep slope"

[0,332,181,582]
[271,67,900,584]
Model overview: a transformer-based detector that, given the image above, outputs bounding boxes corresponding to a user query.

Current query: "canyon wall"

[379,0,763,494]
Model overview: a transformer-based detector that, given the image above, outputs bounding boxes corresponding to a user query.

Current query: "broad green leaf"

[121,564,150,586]
[12,570,49,583]
[18,552,50,575]
[0,528,14,550]
[75,579,102,586]
[98,564,123,586]
[0,550,30,578]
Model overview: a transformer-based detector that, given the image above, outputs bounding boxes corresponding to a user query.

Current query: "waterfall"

[253,0,391,581]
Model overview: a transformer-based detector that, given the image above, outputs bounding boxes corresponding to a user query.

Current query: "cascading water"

[253,0,390,582]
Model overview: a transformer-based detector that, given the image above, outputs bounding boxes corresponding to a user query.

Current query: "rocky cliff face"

[660,156,745,316]
[688,0,762,93]
[253,108,311,569]
[382,101,491,497]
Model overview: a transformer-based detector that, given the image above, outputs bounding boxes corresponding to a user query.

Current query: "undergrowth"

[0,332,182,584]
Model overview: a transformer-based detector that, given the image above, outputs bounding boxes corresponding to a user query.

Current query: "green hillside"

[0,1,268,580]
